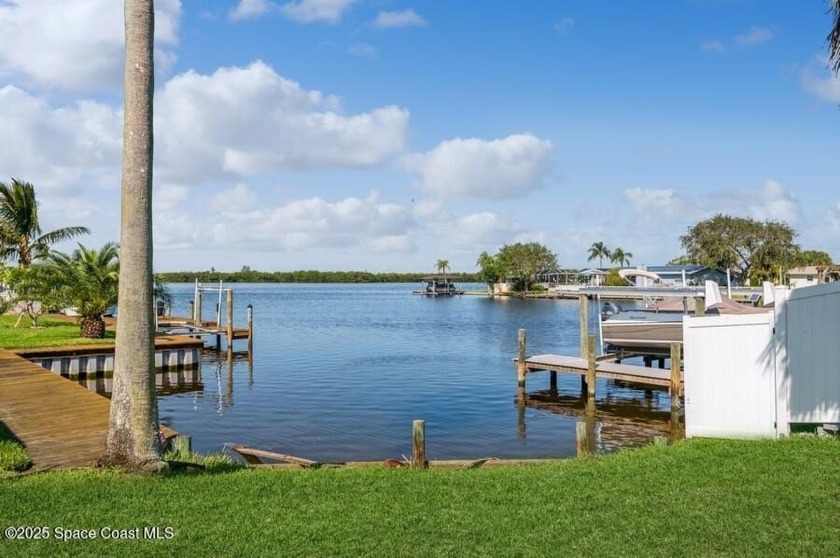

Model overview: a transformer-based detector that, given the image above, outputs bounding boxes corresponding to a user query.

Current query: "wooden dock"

[0,349,175,470]
[519,354,683,393]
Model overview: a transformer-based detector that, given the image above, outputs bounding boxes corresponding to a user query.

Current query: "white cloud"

[622,180,801,226]
[828,203,840,237]
[554,17,574,35]
[373,9,426,29]
[230,0,272,21]
[406,134,553,200]
[622,187,685,217]
[154,184,189,212]
[0,86,122,191]
[800,59,840,103]
[0,0,181,93]
[281,0,356,24]
[208,191,416,252]
[734,26,775,47]
[210,183,258,211]
[155,61,410,183]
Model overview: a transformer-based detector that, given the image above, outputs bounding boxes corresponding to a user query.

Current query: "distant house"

[786,265,840,288]
[578,268,607,286]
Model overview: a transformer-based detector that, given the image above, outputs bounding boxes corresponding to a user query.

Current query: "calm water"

[91,283,677,461]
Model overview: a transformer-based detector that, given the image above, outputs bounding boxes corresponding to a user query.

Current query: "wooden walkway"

[520,354,684,392]
[0,349,174,470]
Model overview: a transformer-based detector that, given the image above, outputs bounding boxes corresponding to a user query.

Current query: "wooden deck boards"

[0,349,175,470]
[522,353,682,389]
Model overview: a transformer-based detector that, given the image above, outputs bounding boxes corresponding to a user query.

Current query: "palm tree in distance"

[830,0,840,74]
[587,242,611,268]
[610,247,633,268]
[435,259,450,279]
[0,179,90,266]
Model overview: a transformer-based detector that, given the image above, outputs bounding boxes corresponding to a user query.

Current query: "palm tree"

[476,251,500,289]
[610,247,633,267]
[830,0,840,74]
[435,258,450,278]
[49,243,119,338]
[587,242,611,268]
[106,0,165,471]
[0,179,90,266]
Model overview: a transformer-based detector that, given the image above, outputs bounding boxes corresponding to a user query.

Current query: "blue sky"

[1,0,839,273]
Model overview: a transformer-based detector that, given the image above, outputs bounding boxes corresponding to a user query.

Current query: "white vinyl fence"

[683,282,840,438]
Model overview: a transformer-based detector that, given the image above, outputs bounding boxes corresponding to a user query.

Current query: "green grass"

[1,437,839,556]
[0,315,115,350]
[0,424,30,474]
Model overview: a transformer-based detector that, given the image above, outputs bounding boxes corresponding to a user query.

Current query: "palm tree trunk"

[105,0,164,470]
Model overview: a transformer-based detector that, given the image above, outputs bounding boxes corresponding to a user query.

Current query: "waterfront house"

[786,265,840,288]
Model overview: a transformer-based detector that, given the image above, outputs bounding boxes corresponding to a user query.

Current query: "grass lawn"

[1,437,839,556]
[0,424,30,475]
[0,315,114,350]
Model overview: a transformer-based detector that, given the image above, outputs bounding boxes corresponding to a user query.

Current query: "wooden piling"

[195,292,203,325]
[247,304,253,354]
[412,420,426,468]
[670,341,682,411]
[579,294,588,358]
[226,289,234,353]
[517,328,527,386]
[549,371,557,389]
[576,421,589,456]
[586,334,596,400]
[187,301,194,323]
[694,296,705,317]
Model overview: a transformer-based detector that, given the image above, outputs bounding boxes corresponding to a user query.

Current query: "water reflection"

[77,366,204,397]
[516,381,683,453]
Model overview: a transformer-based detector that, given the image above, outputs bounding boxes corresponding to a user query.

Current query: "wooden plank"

[229,445,320,467]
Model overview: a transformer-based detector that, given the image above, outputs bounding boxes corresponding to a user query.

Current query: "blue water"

[126,283,675,461]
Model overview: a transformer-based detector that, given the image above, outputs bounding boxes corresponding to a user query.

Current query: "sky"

[1,0,839,273]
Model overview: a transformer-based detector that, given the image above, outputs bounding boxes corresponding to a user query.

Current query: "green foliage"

[434,259,450,276]
[587,241,611,268]
[830,0,840,74]
[610,247,633,267]
[1,438,840,555]
[604,269,626,286]
[0,178,89,266]
[667,254,695,266]
[48,243,119,323]
[475,251,501,287]
[495,242,558,291]
[3,264,65,326]
[680,214,800,284]
[796,249,833,267]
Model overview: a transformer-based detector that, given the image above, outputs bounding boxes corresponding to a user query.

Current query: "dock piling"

[517,329,527,386]
[669,342,682,410]
[247,304,254,354]
[579,294,588,358]
[586,334,597,400]
[226,289,234,354]
[412,419,426,468]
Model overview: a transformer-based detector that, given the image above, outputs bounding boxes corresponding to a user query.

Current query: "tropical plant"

[106,0,165,471]
[475,251,501,288]
[680,214,800,284]
[495,242,558,292]
[3,264,64,327]
[587,242,611,268]
[830,0,840,75]
[610,247,633,267]
[0,179,90,267]
[48,243,119,338]
[795,249,833,267]
[435,259,450,278]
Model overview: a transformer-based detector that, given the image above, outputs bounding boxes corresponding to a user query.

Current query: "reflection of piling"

[516,385,526,439]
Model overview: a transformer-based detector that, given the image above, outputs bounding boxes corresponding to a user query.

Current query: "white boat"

[600,277,773,357]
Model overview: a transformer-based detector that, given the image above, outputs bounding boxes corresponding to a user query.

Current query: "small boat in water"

[413,276,465,296]
[600,278,773,356]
